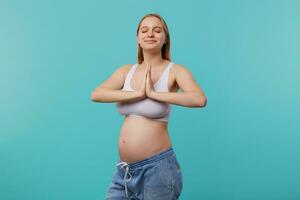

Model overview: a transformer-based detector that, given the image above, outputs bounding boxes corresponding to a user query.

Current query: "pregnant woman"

[91,13,207,200]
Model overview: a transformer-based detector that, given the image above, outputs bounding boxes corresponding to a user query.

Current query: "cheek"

[137,35,143,43]
[157,33,165,39]
[157,34,165,43]
[138,33,146,40]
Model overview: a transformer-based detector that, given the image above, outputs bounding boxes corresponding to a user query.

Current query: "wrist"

[135,90,146,100]
[147,90,156,99]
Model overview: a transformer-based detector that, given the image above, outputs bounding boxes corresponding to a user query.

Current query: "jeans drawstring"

[116,161,132,197]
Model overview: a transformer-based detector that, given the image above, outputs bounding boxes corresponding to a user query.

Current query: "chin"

[142,48,162,54]
[141,45,163,52]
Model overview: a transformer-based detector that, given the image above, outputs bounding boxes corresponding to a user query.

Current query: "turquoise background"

[1,0,299,199]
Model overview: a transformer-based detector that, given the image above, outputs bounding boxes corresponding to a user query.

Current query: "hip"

[106,147,183,199]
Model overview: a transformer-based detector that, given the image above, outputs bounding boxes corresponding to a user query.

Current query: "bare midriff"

[118,115,172,163]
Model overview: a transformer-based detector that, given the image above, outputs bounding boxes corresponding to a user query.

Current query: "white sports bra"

[116,62,174,122]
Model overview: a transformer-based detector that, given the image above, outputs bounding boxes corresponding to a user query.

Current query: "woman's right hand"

[136,64,150,100]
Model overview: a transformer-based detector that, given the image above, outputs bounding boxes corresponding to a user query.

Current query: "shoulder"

[116,63,134,72]
[172,63,194,78]
[172,63,187,71]
[114,63,135,78]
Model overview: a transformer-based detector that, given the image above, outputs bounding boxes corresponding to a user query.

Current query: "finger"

[145,64,150,74]
[145,69,149,80]
[144,67,148,78]
[147,64,151,75]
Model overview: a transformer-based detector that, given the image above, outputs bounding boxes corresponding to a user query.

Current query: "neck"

[142,50,164,67]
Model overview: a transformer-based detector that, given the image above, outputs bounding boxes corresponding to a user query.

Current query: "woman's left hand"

[146,64,155,98]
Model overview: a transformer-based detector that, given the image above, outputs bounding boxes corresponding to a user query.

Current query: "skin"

[91,16,207,163]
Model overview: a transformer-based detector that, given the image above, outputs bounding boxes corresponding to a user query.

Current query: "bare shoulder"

[98,63,134,90]
[119,63,133,71]
[111,63,135,83]
[116,63,134,77]
[173,63,195,79]
[172,63,205,94]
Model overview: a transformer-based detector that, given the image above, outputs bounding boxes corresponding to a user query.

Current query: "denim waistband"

[116,146,174,197]
[118,146,175,169]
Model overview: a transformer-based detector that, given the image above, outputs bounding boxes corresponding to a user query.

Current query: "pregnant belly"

[118,115,172,163]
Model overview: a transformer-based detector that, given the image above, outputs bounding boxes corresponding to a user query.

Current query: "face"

[137,16,166,52]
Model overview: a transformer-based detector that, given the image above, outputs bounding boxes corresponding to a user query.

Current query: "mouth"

[145,40,157,43]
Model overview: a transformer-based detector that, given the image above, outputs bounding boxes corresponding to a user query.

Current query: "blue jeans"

[105,147,183,200]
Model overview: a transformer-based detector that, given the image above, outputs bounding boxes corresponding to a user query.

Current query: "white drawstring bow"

[116,161,132,197]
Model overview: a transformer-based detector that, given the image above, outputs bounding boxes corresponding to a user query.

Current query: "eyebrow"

[140,26,162,29]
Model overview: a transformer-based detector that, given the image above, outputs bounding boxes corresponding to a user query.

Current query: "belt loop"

[116,161,132,197]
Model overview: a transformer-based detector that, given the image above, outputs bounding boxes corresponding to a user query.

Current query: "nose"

[147,30,154,37]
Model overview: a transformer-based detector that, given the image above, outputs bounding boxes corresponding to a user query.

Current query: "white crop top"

[116,62,174,122]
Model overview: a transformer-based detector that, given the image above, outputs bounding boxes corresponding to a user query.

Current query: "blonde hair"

[136,13,171,64]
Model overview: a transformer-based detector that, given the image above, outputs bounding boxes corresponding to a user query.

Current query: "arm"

[90,64,144,103]
[148,64,207,107]
[91,88,143,103]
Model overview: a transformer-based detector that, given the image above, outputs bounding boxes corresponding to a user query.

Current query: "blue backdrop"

[1,0,299,199]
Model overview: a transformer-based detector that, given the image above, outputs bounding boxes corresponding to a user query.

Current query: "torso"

[118,60,179,163]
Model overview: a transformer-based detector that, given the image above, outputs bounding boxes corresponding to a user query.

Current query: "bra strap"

[124,64,138,88]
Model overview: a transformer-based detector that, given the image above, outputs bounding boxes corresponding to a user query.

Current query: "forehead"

[140,16,163,28]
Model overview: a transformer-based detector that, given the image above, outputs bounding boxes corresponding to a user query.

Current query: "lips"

[145,40,157,42]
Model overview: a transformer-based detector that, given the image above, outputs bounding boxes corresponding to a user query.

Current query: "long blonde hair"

[136,13,171,64]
